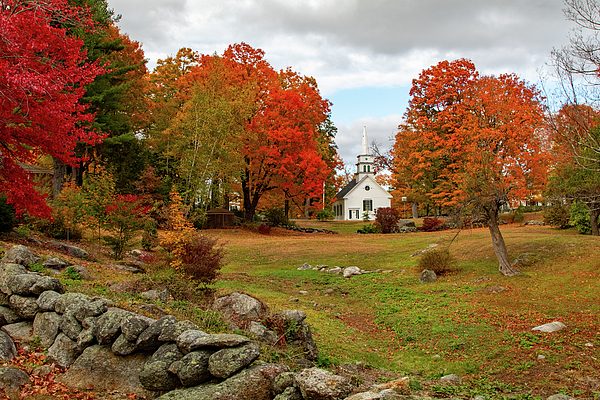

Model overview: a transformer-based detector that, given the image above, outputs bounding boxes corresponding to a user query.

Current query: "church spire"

[356,126,373,182]
[361,126,368,155]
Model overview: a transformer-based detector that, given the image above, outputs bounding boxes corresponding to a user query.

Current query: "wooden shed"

[206,208,235,229]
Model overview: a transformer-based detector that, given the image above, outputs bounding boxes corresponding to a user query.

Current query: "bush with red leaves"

[180,233,226,285]
[258,224,271,235]
[420,217,445,232]
[375,207,401,233]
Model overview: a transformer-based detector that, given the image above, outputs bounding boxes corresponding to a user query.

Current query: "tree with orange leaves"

[394,59,548,276]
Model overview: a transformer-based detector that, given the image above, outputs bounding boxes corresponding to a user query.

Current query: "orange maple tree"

[393,59,548,276]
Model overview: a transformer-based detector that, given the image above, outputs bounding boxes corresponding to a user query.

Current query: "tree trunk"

[285,200,290,219]
[52,157,66,199]
[411,202,419,219]
[590,204,600,236]
[487,206,521,276]
[304,198,311,219]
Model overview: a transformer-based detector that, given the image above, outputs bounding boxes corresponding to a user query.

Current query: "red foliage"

[180,233,225,285]
[258,224,272,235]
[0,0,107,218]
[375,207,401,233]
[420,217,444,232]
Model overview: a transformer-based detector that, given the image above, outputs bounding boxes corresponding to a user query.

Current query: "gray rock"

[298,263,313,270]
[177,330,209,354]
[95,308,131,345]
[513,253,539,267]
[418,269,437,283]
[213,292,270,322]
[181,333,250,353]
[248,321,278,345]
[141,289,170,302]
[440,374,462,385]
[0,305,21,325]
[60,309,83,340]
[136,315,178,351]
[111,334,138,356]
[0,263,28,294]
[0,366,29,397]
[177,349,214,387]
[36,290,61,311]
[532,321,566,333]
[111,263,144,274]
[33,312,61,348]
[208,342,261,379]
[9,294,39,319]
[57,345,153,398]
[70,299,108,322]
[156,362,289,400]
[274,386,304,400]
[278,310,307,324]
[71,265,92,280]
[6,273,40,295]
[0,330,17,361]
[55,292,91,314]
[345,389,403,400]
[48,240,89,259]
[524,220,545,226]
[326,267,342,274]
[159,320,199,342]
[2,245,40,267]
[295,367,353,400]
[42,257,69,270]
[0,293,8,307]
[397,220,416,228]
[139,343,184,391]
[46,333,81,368]
[121,314,152,342]
[273,371,296,394]
[547,395,573,400]
[343,266,362,278]
[1,321,34,344]
[30,275,64,294]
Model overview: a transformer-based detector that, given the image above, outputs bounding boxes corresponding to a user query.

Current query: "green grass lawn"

[212,221,600,399]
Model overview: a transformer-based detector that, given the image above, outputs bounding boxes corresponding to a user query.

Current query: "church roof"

[334,179,358,199]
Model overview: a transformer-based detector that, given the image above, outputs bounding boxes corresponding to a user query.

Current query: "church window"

[349,210,352,219]
[355,210,360,219]
[367,165,371,172]
[363,200,373,212]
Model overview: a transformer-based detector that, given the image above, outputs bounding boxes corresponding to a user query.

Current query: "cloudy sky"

[106,0,575,167]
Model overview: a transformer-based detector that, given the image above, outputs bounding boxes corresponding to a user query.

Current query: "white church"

[332,127,392,221]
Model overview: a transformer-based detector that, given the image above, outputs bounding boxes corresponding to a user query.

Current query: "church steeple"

[356,126,373,183]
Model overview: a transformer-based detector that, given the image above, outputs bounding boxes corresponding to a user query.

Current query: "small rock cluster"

[276,225,339,234]
[297,263,392,278]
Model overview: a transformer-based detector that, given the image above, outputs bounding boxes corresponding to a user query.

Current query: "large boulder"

[57,345,153,398]
[418,269,437,283]
[9,294,39,319]
[2,245,40,267]
[1,321,34,345]
[295,367,353,400]
[156,362,289,400]
[0,331,17,361]
[48,240,90,259]
[139,343,184,391]
[532,321,566,333]
[343,266,362,278]
[213,292,270,324]
[208,342,261,379]
[36,290,61,312]
[0,366,29,397]
[95,308,131,345]
[174,349,214,387]
[33,312,62,348]
[46,333,81,368]
[135,315,177,351]
[121,314,152,342]
[0,306,21,325]
[272,311,319,360]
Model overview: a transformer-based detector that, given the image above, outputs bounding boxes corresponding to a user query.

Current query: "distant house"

[332,128,392,221]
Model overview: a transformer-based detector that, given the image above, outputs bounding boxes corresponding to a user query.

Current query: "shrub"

[420,217,444,232]
[512,207,525,224]
[544,205,570,229]
[141,220,159,251]
[315,208,334,221]
[258,224,271,235]
[263,207,289,226]
[356,224,381,234]
[179,232,226,286]
[375,207,401,233]
[418,249,455,275]
[570,202,596,234]
[0,194,16,233]
[63,266,81,280]
[104,195,151,259]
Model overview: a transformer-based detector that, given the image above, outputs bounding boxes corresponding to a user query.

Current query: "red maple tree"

[0,0,106,217]
[394,59,548,276]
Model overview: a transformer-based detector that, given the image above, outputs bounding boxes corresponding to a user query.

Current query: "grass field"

[1,217,598,399]
[210,220,600,399]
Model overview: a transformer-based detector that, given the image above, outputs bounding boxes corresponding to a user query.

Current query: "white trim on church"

[332,127,392,221]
